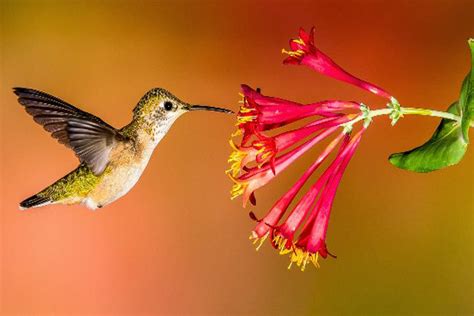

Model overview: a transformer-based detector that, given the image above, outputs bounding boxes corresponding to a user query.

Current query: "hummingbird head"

[133,88,233,127]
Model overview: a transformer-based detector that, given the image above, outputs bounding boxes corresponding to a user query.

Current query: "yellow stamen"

[257,158,267,166]
[249,232,269,252]
[239,106,253,114]
[230,183,245,199]
[237,114,256,124]
[252,142,273,168]
[313,253,320,268]
[226,140,248,177]
[228,139,239,151]
[293,38,305,45]
[273,235,289,253]
[281,48,304,57]
[227,173,247,199]
[237,92,246,104]
[274,234,320,271]
[260,151,272,161]
[279,247,292,255]
[255,234,268,251]
[231,129,242,137]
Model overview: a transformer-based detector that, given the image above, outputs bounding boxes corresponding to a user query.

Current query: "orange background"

[1,0,473,315]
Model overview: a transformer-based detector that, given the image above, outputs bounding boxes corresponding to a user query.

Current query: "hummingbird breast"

[81,119,173,209]
[84,139,156,209]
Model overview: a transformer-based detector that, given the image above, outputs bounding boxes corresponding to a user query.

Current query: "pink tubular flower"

[228,27,393,271]
[274,129,365,269]
[228,85,367,270]
[249,129,365,271]
[282,27,393,100]
[227,86,358,206]
[234,84,359,145]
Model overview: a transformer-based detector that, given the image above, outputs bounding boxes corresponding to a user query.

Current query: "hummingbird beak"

[187,104,234,114]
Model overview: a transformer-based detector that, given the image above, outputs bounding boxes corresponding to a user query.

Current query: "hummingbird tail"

[19,194,52,210]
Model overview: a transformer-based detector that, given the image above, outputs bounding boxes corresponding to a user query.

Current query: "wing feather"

[14,87,125,175]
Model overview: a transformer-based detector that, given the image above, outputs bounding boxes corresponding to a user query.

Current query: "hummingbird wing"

[14,87,125,175]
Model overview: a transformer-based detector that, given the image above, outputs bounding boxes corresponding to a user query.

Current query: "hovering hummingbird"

[14,87,233,210]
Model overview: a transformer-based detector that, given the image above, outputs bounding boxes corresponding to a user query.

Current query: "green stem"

[344,106,474,128]
[400,107,463,121]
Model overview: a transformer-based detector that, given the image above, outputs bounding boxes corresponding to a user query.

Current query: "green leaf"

[460,39,474,142]
[389,39,474,172]
[389,102,467,172]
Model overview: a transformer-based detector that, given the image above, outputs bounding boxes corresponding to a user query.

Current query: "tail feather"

[19,194,51,210]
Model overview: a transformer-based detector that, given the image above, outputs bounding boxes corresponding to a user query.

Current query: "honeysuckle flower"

[228,84,372,270]
[248,128,365,271]
[229,124,341,206]
[229,115,351,176]
[274,129,365,270]
[251,132,347,240]
[228,84,368,271]
[228,85,359,206]
[228,27,402,271]
[282,27,393,100]
[235,84,360,145]
[228,27,474,272]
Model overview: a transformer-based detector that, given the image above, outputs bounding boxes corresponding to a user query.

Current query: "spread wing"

[14,87,125,175]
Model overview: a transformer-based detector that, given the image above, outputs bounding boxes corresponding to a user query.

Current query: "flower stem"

[344,106,474,130]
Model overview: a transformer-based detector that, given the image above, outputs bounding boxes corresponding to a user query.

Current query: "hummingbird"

[14,87,233,210]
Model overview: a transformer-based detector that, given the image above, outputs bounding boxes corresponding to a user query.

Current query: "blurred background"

[1,0,473,315]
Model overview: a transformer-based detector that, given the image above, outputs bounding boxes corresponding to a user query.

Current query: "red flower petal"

[283,27,392,100]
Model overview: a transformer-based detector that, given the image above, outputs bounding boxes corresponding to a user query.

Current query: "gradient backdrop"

[1,0,473,315]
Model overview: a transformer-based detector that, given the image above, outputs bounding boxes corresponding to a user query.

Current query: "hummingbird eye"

[163,101,173,111]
